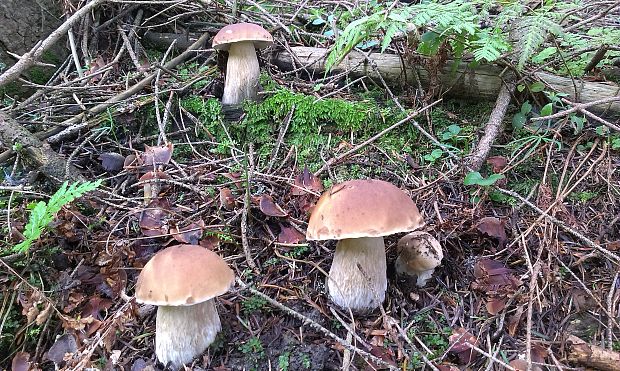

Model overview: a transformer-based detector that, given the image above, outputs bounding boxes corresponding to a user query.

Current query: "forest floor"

[1,1,620,370]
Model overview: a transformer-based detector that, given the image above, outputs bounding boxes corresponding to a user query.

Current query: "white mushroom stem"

[155,299,221,367]
[222,41,260,105]
[327,237,387,312]
[395,257,435,287]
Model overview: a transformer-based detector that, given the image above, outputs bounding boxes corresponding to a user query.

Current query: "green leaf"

[418,31,443,56]
[529,82,545,93]
[464,172,505,187]
[512,113,527,129]
[520,101,532,114]
[540,103,553,117]
[517,84,526,92]
[532,47,557,64]
[596,125,609,136]
[570,114,585,134]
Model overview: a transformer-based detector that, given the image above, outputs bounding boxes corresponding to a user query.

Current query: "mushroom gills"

[327,237,387,312]
[155,299,221,368]
[222,41,261,105]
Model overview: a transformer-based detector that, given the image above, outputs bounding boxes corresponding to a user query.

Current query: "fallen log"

[566,335,620,371]
[271,46,620,116]
[0,112,84,184]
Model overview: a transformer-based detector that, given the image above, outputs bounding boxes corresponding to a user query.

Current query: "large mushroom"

[395,231,443,287]
[135,244,234,367]
[212,23,273,105]
[306,179,424,312]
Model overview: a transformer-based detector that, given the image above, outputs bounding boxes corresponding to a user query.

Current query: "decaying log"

[566,335,620,371]
[271,47,620,116]
[0,112,84,184]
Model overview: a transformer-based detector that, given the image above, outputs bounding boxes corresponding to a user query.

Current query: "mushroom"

[139,170,169,204]
[395,231,443,287]
[306,179,424,312]
[212,23,273,105]
[135,244,234,367]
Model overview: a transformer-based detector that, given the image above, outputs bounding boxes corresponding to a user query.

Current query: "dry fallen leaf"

[46,333,78,367]
[139,199,170,237]
[506,305,524,336]
[278,225,306,244]
[472,259,521,315]
[220,188,236,210]
[99,152,126,173]
[258,194,288,217]
[12,352,30,371]
[366,344,397,369]
[509,359,528,371]
[486,297,506,315]
[292,166,323,195]
[448,327,479,364]
[222,172,243,189]
[487,156,508,173]
[171,221,205,245]
[200,235,221,250]
[476,217,507,245]
[142,142,173,168]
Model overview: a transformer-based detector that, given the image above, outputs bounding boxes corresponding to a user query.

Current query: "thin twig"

[241,143,259,273]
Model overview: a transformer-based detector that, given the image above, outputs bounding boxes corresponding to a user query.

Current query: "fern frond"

[516,9,563,70]
[13,180,102,253]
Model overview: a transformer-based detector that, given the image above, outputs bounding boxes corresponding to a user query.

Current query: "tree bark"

[271,46,620,116]
[0,112,84,184]
[0,0,67,92]
[0,0,105,90]
[566,335,620,371]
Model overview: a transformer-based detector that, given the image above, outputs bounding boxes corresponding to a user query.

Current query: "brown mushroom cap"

[139,170,169,182]
[212,23,273,50]
[306,179,424,241]
[135,245,234,306]
[396,231,443,272]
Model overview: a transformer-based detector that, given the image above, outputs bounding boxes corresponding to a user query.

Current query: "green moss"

[41,50,62,66]
[28,66,53,85]
[182,87,419,170]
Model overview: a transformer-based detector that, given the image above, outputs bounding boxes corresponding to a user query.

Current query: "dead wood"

[466,79,516,171]
[271,46,620,116]
[566,335,620,371]
[0,0,106,89]
[0,32,211,164]
[0,112,84,184]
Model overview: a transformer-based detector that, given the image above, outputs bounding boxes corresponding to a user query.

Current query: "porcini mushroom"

[306,179,424,312]
[395,231,443,287]
[212,23,273,105]
[135,244,234,367]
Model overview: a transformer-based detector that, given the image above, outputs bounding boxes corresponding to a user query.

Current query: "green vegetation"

[324,0,619,77]
[239,336,265,368]
[182,86,419,171]
[242,294,268,314]
[405,313,452,360]
[11,180,101,254]
[278,351,291,371]
[299,353,311,368]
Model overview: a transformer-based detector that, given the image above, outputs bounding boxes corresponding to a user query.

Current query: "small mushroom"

[139,170,169,204]
[306,179,425,312]
[212,23,273,105]
[135,245,234,368]
[395,231,443,287]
